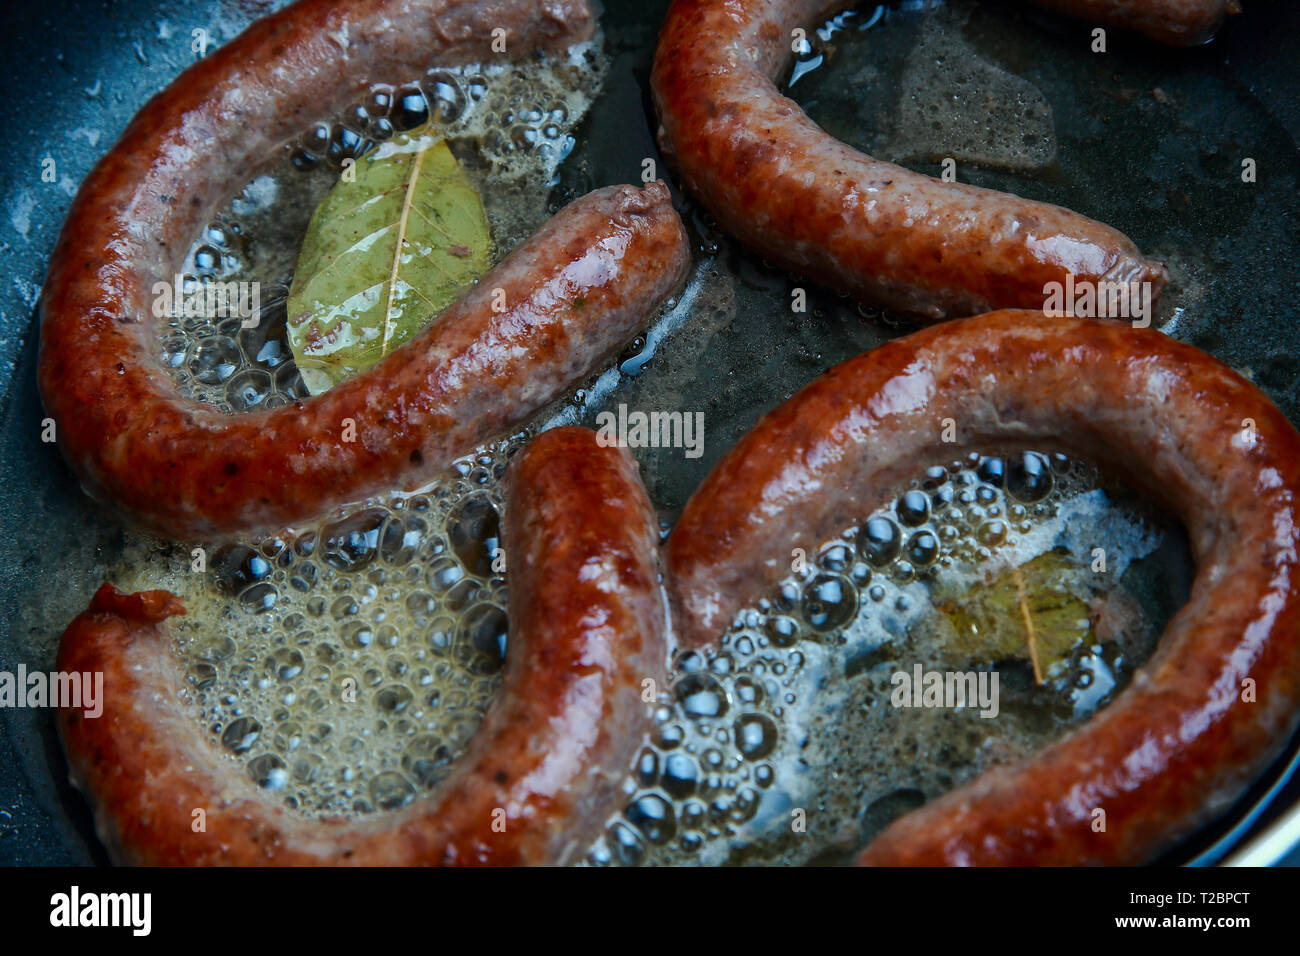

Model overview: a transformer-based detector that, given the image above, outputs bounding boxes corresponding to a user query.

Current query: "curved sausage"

[666,310,1300,865]
[1027,0,1235,46]
[57,425,667,865]
[39,0,690,540]
[650,0,1169,321]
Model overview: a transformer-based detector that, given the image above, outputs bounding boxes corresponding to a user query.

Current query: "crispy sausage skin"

[666,311,1300,864]
[1028,0,1235,46]
[650,0,1169,321]
[38,0,690,540]
[57,426,667,865]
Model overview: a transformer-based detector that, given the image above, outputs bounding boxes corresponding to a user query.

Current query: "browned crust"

[57,426,666,865]
[650,0,1169,320]
[666,310,1300,864]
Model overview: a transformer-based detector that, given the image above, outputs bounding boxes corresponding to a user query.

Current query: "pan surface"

[1,0,1297,865]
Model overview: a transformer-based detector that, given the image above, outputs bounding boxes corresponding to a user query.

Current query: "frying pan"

[1,0,1297,866]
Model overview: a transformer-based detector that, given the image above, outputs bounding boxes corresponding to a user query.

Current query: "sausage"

[650,0,1169,321]
[57,425,668,865]
[665,310,1300,865]
[1026,0,1235,46]
[38,0,691,540]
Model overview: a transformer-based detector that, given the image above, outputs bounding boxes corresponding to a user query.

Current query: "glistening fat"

[666,310,1300,864]
[38,0,690,540]
[650,0,1171,321]
[56,426,667,865]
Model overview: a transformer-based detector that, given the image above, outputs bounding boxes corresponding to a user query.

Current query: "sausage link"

[57,426,667,865]
[650,0,1168,321]
[1027,0,1234,46]
[665,310,1300,864]
[39,0,690,540]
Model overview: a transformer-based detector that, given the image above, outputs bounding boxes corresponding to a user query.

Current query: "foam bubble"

[104,436,526,816]
[584,451,1175,865]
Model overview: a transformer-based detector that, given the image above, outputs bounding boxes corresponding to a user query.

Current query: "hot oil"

[106,438,526,815]
[585,452,1183,865]
[785,1,1056,174]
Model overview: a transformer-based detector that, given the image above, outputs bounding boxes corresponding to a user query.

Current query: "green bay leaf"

[286,131,492,394]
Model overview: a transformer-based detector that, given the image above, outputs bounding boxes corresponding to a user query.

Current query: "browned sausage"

[57,426,667,865]
[666,310,1300,864]
[38,0,690,540]
[1027,0,1235,46]
[650,0,1169,321]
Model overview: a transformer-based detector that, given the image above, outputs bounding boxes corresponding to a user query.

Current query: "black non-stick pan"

[1,0,1297,866]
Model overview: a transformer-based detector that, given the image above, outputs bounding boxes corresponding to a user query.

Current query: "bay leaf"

[286,131,492,394]
[933,551,1094,680]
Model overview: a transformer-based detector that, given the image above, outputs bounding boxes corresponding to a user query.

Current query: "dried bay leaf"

[286,131,492,394]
